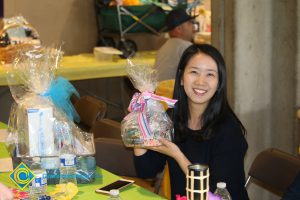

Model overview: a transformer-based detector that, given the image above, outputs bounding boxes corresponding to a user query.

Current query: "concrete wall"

[212,0,299,199]
[234,0,298,199]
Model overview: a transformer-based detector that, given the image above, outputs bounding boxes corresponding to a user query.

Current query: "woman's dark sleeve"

[209,121,249,200]
[134,150,167,179]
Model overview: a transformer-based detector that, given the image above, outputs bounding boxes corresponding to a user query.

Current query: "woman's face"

[181,52,219,109]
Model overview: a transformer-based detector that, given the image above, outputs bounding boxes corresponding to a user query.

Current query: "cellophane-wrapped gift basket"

[121,60,177,147]
[5,45,96,184]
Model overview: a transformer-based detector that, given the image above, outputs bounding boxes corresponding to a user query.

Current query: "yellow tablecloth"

[0,51,156,86]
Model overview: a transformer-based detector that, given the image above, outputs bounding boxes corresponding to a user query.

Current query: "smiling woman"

[134,44,249,200]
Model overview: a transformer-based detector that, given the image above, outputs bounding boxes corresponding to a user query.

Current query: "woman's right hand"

[133,148,148,156]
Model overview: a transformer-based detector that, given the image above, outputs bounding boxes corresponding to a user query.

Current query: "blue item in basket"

[46,168,60,185]
[76,156,97,184]
[43,76,80,122]
[41,157,60,185]
[60,154,77,185]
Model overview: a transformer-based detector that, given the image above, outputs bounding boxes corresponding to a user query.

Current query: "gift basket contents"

[121,59,177,147]
[5,45,97,187]
[0,16,41,64]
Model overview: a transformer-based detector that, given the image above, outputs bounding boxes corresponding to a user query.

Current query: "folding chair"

[74,95,107,132]
[94,137,136,176]
[90,118,121,139]
[245,148,300,197]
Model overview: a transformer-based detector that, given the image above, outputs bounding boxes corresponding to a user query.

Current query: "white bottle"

[29,157,47,200]
[59,154,77,184]
[214,182,232,200]
[107,189,122,200]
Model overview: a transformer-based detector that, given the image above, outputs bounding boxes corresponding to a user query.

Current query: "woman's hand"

[147,138,181,158]
[133,138,180,157]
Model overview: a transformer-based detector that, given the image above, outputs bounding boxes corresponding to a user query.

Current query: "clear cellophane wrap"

[121,60,177,147]
[6,46,95,158]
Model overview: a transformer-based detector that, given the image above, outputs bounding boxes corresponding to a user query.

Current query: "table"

[0,121,165,199]
[0,168,165,199]
[0,51,156,86]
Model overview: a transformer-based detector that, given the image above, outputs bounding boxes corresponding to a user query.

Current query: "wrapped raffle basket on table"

[5,45,96,184]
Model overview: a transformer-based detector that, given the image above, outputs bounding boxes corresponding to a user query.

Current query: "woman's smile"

[192,88,207,96]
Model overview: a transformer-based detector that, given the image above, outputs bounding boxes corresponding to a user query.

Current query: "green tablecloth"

[0,122,165,199]
[0,167,165,199]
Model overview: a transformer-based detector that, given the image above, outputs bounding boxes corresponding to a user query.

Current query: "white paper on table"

[27,107,54,156]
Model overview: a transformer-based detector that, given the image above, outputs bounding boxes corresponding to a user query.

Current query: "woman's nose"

[195,75,206,85]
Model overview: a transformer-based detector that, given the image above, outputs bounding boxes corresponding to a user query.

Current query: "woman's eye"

[207,73,215,77]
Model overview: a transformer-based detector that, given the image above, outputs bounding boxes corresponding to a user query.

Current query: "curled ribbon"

[128,91,177,139]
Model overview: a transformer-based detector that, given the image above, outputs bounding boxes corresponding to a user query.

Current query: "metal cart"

[95,1,170,58]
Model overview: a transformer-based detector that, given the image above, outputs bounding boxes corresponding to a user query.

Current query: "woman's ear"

[180,78,183,86]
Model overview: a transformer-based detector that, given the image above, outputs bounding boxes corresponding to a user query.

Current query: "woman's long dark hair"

[171,44,246,142]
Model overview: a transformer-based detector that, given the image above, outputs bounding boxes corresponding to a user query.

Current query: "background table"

[0,51,156,86]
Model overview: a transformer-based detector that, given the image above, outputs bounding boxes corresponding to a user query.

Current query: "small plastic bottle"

[29,157,47,200]
[214,182,232,200]
[59,123,77,185]
[107,189,122,200]
[41,157,60,184]
[59,154,77,184]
